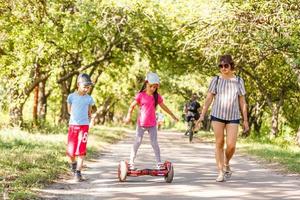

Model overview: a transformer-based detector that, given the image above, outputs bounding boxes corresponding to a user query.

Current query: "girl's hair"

[220,54,235,69]
[139,81,159,108]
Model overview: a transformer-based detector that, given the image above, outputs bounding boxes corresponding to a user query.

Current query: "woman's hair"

[219,54,235,69]
[139,81,159,108]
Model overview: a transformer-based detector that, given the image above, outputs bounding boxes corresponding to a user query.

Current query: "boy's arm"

[124,100,138,123]
[67,103,72,114]
[159,102,179,122]
[88,105,94,119]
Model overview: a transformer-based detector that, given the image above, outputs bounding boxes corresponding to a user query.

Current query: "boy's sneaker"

[70,162,77,174]
[74,170,84,182]
[156,163,165,170]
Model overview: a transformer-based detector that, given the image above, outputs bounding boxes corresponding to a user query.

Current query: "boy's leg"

[74,125,89,181]
[129,125,145,165]
[75,155,85,182]
[148,126,162,164]
[67,125,78,173]
[69,156,77,174]
[76,155,84,171]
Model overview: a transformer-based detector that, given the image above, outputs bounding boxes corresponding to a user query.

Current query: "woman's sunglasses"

[218,63,230,69]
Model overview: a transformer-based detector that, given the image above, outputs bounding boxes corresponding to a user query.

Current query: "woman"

[197,55,249,182]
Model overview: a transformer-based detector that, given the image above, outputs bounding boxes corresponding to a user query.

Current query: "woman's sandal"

[224,164,232,179]
[216,172,225,182]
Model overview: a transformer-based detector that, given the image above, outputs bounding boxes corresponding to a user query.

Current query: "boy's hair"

[140,82,159,108]
[77,73,93,86]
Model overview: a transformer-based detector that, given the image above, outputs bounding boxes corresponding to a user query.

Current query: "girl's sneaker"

[128,163,135,170]
[156,163,165,170]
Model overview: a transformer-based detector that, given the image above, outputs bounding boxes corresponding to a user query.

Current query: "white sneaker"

[128,163,135,170]
[156,163,165,170]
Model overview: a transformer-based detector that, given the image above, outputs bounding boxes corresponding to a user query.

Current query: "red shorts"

[67,125,89,157]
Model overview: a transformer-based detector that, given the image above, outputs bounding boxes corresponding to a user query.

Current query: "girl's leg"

[211,121,226,177]
[225,123,239,166]
[148,126,161,164]
[129,125,145,164]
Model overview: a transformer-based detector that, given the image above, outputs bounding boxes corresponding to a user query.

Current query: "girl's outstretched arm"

[159,102,179,122]
[124,100,138,124]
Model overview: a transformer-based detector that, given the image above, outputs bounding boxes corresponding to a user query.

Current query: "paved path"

[39,130,300,200]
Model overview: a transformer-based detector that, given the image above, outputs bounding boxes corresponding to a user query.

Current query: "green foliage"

[0,0,299,148]
[0,126,125,199]
[239,137,300,173]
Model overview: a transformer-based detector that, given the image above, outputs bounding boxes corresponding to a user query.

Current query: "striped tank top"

[208,76,246,120]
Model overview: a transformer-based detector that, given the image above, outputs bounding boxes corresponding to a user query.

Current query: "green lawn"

[238,138,300,173]
[194,130,300,174]
[0,126,126,200]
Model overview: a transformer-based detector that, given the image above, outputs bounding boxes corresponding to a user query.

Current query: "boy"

[67,73,95,182]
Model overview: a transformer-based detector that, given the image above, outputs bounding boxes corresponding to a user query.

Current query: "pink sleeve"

[134,93,142,104]
[158,94,163,104]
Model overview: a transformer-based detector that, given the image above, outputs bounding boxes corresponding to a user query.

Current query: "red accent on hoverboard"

[128,169,169,176]
[117,160,174,183]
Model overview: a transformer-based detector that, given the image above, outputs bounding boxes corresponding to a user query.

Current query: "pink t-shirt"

[135,91,163,127]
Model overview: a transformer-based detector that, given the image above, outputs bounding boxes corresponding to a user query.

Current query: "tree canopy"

[0,0,299,141]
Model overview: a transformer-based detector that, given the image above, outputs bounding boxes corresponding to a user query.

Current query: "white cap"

[145,72,160,84]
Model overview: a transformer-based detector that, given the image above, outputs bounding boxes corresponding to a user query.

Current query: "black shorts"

[185,112,200,122]
[210,115,240,124]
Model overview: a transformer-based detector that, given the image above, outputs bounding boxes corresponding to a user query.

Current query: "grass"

[238,137,300,173]
[0,125,126,200]
[194,130,300,174]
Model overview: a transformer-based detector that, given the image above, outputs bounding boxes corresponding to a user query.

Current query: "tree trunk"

[59,95,69,124]
[270,103,280,138]
[38,80,50,121]
[33,85,39,125]
[8,89,24,126]
[253,118,263,133]
[9,105,23,126]
[248,102,265,136]
[107,104,115,122]
[296,127,300,146]
[91,97,113,125]
[58,78,72,124]
[202,115,211,131]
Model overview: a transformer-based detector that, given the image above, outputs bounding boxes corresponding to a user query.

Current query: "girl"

[124,72,179,170]
[197,55,249,182]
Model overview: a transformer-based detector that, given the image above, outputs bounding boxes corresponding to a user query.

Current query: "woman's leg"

[211,121,226,175]
[148,126,162,164]
[225,123,239,166]
[129,126,145,164]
